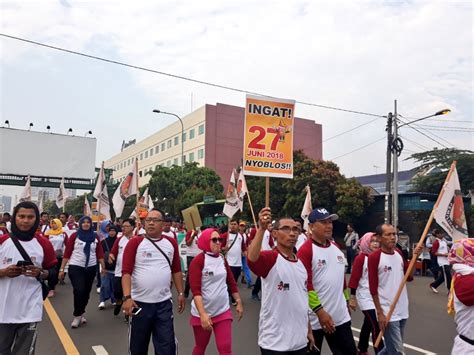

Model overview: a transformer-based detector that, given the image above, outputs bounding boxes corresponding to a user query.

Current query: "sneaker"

[430,285,438,294]
[71,316,81,328]
[247,283,254,289]
[124,315,129,323]
[96,287,101,294]
[111,302,116,306]
[80,316,87,324]
[47,290,55,298]
[113,304,122,316]
[59,279,65,285]
[98,302,105,310]
[251,294,261,301]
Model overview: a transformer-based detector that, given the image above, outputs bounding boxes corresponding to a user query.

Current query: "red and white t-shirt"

[297,239,350,330]
[110,235,134,277]
[295,233,307,251]
[122,235,181,303]
[63,233,105,268]
[163,230,177,241]
[185,230,200,257]
[47,232,68,253]
[223,232,246,267]
[453,273,474,340]
[261,230,275,251]
[0,235,56,323]
[189,252,238,318]
[248,249,309,352]
[368,249,411,321]
[348,253,374,311]
[432,238,449,266]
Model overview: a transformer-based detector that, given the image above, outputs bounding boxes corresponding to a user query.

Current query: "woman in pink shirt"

[189,228,243,355]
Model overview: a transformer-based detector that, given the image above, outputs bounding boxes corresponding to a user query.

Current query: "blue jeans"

[379,319,407,355]
[242,256,253,286]
[99,272,115,303]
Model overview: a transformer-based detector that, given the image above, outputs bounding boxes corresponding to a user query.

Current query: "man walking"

[223,218,246,305]
[429,229,452,293]
[122,209,185,355]
[297,208,357,355]
[368,223,422,355]
[0,202,57,355]
[344,223,359,273]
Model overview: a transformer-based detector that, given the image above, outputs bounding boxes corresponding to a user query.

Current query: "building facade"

[105,103,323,187]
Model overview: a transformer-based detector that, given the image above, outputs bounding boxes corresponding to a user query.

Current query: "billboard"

[0,128,96,179]
[242,95,295,178]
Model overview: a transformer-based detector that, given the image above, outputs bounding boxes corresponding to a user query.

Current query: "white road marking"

[351,326,437,355]
[92,345,109,355]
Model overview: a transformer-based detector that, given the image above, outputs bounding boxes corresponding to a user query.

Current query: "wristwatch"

[178,292,184,296]
[122,295,132,301]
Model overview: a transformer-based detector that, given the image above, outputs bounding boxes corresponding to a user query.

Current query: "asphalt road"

[36,274,457,355]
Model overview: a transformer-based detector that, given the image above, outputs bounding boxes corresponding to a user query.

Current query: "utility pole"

[392,100,399,229]
[385,112,393,223]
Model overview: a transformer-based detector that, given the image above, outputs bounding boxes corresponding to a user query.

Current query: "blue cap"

[308,208,339,223]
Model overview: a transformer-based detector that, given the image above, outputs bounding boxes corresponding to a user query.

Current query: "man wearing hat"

[297,208,357,355]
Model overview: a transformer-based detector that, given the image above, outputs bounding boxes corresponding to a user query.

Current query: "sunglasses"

[211,238,225,244]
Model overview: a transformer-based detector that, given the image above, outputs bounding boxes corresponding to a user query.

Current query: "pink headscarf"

[448,238,474,267]
[357,232,376,255]
[197,228,219,254]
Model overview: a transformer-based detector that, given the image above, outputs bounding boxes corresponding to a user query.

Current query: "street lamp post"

[153,110,185,168]
[389,102,450,229]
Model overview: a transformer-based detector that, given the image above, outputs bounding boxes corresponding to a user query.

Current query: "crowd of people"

[0,202,472,355]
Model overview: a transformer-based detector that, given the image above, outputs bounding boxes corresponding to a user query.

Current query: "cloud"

[1,0,472,177]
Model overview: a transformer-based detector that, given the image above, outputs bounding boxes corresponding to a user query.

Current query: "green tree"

[408,148,474,194]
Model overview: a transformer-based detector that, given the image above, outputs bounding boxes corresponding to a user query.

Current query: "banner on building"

[242,94,295,179]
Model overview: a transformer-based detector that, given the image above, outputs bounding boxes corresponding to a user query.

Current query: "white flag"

[223,169,240,218]
[56,177,68,208]
[37,193,44,212]
[93,163,111,221]
[434,165,468,241]
[112,162,138,218]
[301,185,313,231]
[19,176,32,202]
[237,170,248,212]
[130,187,153,218]
[84,195,92,217]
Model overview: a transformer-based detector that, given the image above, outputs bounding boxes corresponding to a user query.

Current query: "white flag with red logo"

[237,170,248,212]
[84,195,92,217]
[223,169,240,218]
[56,177,68,208]
[301,185,313,231]
[434,165,468,241]
[130,187,153,218]
[112,162,138,217]
[93,163,111,221]
[19,175,32,202]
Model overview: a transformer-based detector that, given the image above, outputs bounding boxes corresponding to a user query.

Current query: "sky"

[1,0,473,186]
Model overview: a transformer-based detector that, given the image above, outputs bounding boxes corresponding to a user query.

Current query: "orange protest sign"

[242,95,295,178]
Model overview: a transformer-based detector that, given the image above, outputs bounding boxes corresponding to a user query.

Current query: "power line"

[411,123,457,148]
[416,124,474,130]
[399,135,430,150]
[429,119,473,123]
[0,33,386,119]
[398,117,451,148]
[329,137,385,160]
[323,116,381,142]
[417,127,474,132]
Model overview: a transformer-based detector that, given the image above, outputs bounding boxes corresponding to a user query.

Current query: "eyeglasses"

[277,226,301,234]
[122,224,132,228]
[211,238,225,244]
[145,218,163,223]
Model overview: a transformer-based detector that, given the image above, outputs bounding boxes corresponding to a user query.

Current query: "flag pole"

[374,161,457,348]
[246,190,258,227]
[96,162,104,233]
[135,158,140,218]
[265,177,270,207]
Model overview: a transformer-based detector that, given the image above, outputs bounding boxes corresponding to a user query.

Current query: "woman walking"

[189,228,243,355]
[348,232,384,354]
[45,218,68,298]
[59,216,106,328]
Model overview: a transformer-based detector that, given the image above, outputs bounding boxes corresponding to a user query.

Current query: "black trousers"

[113,276,123,303]
[68,265,97,317]
[312,320,357,355]
[430,254,439,280]
[0,322,38,355]
[359,309,384,353]
[228,266,241,302]
[252,277,262,296]
[184,256,195,297]
[47,256,62,291]
[260,346,307,355]
[129,299,176,355]
[431,264,452,291]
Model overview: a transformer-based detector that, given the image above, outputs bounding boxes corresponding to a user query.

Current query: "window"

[189,152,195,162]
[167,140,172,148]
[145,151,148,159]
[198,148,204,159]
[155,146,159,154]
[150,148,153,156]
[198,124,204,135]
[161,142,165,151]
[131,157,134,163]
[189,128,195,139]
[173,158,178,165]
[140,153,143,160]
[167,160,171,167]
[120,162,123,169]
[139,170,143,177]
[182,132,186,142]
[182,155,186,164]
[174,136,179,145]
[128,159,131,166]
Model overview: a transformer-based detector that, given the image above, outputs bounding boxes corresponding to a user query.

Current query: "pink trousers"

[191,318,232,355]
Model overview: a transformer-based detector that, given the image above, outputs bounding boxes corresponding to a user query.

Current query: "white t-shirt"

[348,253,374,311]
[186,230,200,257]
[261,230,274,251]
[297,239,350,329]
[368,249,409,321]
[122,235,181,303]
[64,234,104,268]
[248,249,309,352]
[111,235,133,277]
[295,233,307,251]
[162,230,177,240]
[225,232,245,267]
[47,232,67,253]
[434,238,449,266]
[0,235,56,323]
